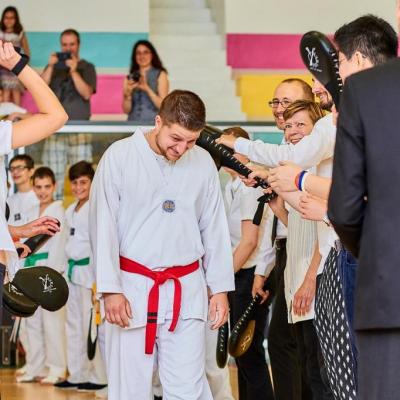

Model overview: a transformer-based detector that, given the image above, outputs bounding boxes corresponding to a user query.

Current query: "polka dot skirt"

[315,248,357,400]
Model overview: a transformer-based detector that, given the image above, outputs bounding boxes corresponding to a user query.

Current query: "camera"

[127,71,141,82]
[55,52,72,70]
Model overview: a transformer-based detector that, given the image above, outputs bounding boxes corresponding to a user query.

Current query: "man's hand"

[208,292,229,330]
[48,52,58,66]
[292,275,316,316]
[66,56,79,73]
[241,168,269,187]
[299,194,327,221]
[268,161,302,192]
[11,216,60,240]
[0,41,21,71]
[14,242,31,258]
[104,293,133,328]
[215,134,237,149]
[252,274,269,303]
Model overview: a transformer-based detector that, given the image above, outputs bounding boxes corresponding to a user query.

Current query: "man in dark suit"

[328,17,400,399]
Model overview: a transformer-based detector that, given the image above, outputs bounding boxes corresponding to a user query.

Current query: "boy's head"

[222,127,250,175]
[9,154,35,187]
[283,100,324,145]
[32,167,56,204]
[154,90,206,162]
[68,161,94,202]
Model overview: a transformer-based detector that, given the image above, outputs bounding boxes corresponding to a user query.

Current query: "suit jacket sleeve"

[328,77,367,257]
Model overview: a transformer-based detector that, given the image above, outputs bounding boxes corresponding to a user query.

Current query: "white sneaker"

[95,386,108,399]
[16,373,35,383]
[40,375,63,385]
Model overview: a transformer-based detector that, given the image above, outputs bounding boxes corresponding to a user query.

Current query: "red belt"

[119,256,199,354]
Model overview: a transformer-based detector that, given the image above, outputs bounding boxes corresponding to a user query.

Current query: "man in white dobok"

[90,90,234,400]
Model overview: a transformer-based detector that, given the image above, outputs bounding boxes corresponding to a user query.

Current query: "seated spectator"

[122,40,169,123]
[0,6,30,105]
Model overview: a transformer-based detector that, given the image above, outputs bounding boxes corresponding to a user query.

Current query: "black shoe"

[154,397,163,400]
[54,380,80,390]
[77,382,108,392]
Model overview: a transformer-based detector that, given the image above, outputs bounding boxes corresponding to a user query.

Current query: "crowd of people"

[0,3,400,400]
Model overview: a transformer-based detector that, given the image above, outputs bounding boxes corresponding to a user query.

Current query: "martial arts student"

[55,161,107,392]
[222,126,275,400]
[7,154,39,225]
[90,90,234,400]
[0,41,67,339]
[7,154,39,376]
[17,167,68,384]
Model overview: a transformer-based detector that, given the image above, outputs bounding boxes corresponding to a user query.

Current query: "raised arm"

[0,42,68,149]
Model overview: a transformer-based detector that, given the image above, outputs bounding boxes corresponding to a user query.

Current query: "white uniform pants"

[66,283,107,384]
[205,326,234,400]
[105,318,212,400]
[25,306,67,377]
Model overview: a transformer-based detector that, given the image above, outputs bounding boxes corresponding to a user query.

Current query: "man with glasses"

[255,78,315,400]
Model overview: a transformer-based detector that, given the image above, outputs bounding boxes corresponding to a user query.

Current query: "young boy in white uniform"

[55,161,107,392]
[17,167,68,384]
[90,90,234,400]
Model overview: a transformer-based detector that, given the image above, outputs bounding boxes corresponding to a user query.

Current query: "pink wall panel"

[22,74,126,115]
[227,34,307,69]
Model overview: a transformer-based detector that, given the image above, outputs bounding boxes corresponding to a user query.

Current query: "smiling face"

[70,175,92,202]
[33,176,55,205]
[312,78,333,111]
[152,116,200,161]
[271,82,308,130]
[284,110,315,145]
[9,159,33,187]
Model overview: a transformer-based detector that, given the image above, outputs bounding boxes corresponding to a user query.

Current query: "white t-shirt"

[224,176,275,274]
[7,190,39,226]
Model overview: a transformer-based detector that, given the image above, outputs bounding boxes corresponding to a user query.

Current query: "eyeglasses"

[268,99,292,109]
[9,165,28,173]
[284,122,308,130]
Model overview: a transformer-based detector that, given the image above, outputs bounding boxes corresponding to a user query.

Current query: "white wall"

[0,0,149,32]
[225,0,398,33]
[207,0,226,35]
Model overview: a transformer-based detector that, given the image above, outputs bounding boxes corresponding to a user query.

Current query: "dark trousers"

[357,329,400,400]
[338,248,358,377]
[294,320,334,400]
[229,267,274,400]
[268,240,311,400]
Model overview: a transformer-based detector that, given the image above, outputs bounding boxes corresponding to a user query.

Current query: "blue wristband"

[298,170,308,191]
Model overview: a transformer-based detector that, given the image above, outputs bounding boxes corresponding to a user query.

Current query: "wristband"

[301,171,309,192]
[294,172,301,190]
[298,170,308,191]
[11,54,29,76]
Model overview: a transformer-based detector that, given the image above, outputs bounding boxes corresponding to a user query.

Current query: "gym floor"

[0,367,240,399]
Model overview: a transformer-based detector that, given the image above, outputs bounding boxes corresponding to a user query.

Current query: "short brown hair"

[280,78,314,102]
[69,161,95,181]
[283,100,324,125]
[158,90,206,131]
[222,126,250,140]
[33,167,56,185]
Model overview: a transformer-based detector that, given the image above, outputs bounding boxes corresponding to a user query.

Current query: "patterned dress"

[315,247,357,400]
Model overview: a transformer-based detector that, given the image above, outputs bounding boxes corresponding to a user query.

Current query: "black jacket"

[328,58,400,330]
